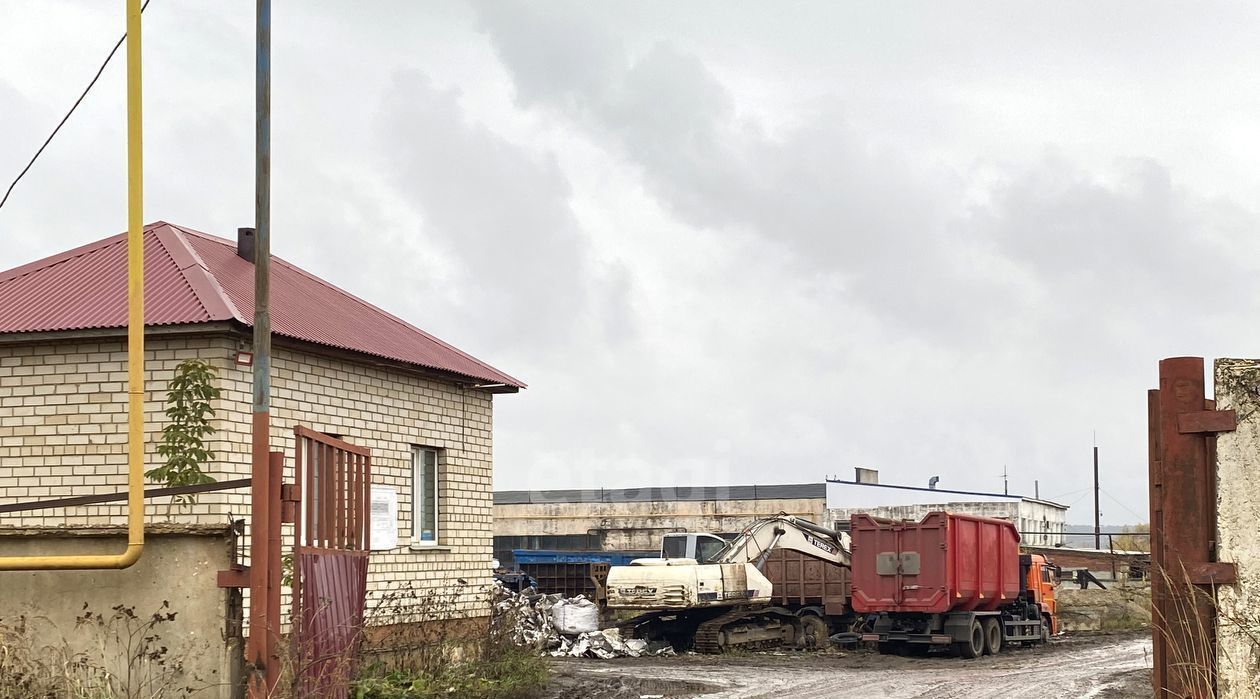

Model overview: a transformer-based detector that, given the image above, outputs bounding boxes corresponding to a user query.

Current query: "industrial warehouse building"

[494,469,1069,561]
[824,469,1069,546]
[493,483,825,564]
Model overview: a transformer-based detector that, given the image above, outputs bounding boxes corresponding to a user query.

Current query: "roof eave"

[0,321,242,346]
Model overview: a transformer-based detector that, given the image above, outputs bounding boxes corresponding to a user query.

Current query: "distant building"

[824,469,1068,546]
[493,483,825,565]
[494,470,1070,566]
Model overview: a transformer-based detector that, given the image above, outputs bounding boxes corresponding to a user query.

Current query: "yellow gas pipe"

[0,0,145,571]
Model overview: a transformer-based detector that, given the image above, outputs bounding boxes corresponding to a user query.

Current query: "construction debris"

[552,596,600,635]
[492,582,674,659]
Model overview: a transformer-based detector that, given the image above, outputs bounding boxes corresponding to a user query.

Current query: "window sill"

[408,544,453,553]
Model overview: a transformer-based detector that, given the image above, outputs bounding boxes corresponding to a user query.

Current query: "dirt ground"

[540,631,1153,699]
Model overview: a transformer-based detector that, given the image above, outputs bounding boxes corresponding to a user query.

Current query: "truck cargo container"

[850,511,1057,658]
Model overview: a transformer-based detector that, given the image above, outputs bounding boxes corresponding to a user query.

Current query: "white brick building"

[0,221,523,619]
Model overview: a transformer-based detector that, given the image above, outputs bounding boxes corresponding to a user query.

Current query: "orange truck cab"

[1024,553,1058,635]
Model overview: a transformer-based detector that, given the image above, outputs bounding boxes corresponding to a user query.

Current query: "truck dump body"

[850,511,1020,614]
[762,548,850,616]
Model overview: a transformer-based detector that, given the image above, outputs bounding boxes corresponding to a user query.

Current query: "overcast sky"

[3,2,1258,526]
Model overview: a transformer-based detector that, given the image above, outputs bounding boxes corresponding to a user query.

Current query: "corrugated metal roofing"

[493,483,826,505]
[0,222,523,388]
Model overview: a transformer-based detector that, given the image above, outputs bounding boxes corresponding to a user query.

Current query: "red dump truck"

[850,511,1058,658]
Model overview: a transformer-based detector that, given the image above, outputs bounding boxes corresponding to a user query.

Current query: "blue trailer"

[511,549,655,566]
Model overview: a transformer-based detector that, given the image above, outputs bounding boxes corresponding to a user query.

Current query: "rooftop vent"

[855,467,879,485]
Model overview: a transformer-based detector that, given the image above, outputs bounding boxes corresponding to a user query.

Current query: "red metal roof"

[0,222,524,388]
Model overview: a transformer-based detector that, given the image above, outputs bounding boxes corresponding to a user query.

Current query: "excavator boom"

[711,515,851,568]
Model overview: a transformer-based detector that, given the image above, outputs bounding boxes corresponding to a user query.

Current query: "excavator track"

[693,606,800,653]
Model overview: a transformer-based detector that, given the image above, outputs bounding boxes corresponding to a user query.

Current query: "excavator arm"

[711,515,851,568]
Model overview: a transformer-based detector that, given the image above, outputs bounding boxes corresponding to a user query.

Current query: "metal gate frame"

[290,427,372,698]
[1148,357,1238,697]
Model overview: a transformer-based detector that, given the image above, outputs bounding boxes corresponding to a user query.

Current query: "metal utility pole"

[248,0,274,695]
[1093,445,1101,549]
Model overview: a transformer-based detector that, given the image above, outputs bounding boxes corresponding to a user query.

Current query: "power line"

[1045,486,1091,501]
[1099,487,1148,523]
[0,0,153,212]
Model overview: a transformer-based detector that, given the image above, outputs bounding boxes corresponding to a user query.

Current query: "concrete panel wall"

[495,497,825,552]
[1213,358,1260,698]
[0,526,242,698]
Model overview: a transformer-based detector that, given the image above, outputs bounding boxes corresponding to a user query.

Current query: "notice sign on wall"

[370,485,398,551]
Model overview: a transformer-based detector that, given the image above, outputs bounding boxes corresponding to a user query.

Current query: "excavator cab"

[660,532,730,564]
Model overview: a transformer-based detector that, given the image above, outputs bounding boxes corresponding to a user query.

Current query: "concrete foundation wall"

[1213,358,1260,698]
[495,497,825,552]
[0,526,242,698]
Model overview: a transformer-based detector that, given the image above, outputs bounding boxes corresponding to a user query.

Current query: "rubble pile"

[492,582,675,659]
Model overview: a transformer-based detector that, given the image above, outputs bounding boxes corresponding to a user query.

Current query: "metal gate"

[1147,357,1237,697]
[291,427,372,699]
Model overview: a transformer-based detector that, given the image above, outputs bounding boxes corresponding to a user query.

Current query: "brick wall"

[0,335,235,526]
[0,331,499,619]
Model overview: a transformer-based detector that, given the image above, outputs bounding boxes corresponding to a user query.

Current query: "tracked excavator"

[606,515,851,652]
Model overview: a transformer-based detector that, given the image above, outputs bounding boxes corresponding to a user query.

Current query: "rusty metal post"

[1153,357,1214,698]
[266,452,283,692]
[248,0,272,696]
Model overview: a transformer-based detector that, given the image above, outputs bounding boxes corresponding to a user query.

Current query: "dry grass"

[1152,563,1260,698]
[0,602,207,699]
[261,581,547,699]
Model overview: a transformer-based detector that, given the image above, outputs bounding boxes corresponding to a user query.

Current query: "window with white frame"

[412,446,440,546]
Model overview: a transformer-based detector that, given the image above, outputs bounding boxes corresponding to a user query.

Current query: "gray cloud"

[5,1,1260,525]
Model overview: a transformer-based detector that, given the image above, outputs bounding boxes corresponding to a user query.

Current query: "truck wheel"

[954,620,984,659]
[1041,618,1052,644]
[982,618,1002,655]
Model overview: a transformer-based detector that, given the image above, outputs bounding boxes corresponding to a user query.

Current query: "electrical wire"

[1100,488,1148,523]
[0,0,152,212]
[1044,487,1091,502]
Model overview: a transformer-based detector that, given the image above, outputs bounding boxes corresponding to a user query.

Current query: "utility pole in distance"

[1094,444,1101,549]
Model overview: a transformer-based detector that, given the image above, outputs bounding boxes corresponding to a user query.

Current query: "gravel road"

[542,632,1152,699]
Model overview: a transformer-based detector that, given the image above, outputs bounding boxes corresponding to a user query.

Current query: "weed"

[0,601,206,699]
[265,581,546,699]
[1152,563,1260,698]
[146,358,220,502]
